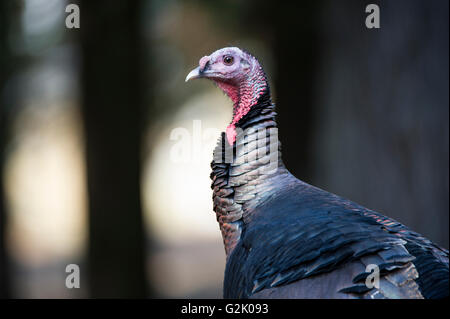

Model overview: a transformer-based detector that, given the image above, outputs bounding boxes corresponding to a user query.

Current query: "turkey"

[185,47,449,299]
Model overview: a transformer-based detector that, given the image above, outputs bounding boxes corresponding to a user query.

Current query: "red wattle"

[226,124,237,145]
[213,55,267,146]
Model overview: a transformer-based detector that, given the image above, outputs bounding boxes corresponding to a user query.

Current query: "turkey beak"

[185,66,201,82]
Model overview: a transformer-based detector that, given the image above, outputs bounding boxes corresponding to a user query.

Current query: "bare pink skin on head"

[193,47,268,145]
[199,56,210,71]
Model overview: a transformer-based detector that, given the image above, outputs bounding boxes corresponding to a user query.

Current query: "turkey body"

[187,47,449,299]
[210,92,449,299]
[222,168,448,299]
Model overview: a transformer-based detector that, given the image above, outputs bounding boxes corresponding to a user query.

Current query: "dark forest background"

[0,0,448,298]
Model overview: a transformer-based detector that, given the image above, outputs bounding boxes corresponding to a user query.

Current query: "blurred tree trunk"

[240,1,320,182]
[80,0,149,297]
[312,0,449,248]
[0,0,11,299]
[272,2,320,182]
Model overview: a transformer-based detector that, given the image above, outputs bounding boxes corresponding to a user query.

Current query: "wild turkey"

[185,47,449,299]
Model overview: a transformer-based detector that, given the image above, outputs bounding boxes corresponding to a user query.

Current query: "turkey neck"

[211,89,293,257]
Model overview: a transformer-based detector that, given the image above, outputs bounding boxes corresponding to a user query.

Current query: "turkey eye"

[223,55,234,65]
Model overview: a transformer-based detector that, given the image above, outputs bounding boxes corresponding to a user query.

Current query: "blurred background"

[0,0,448,298]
